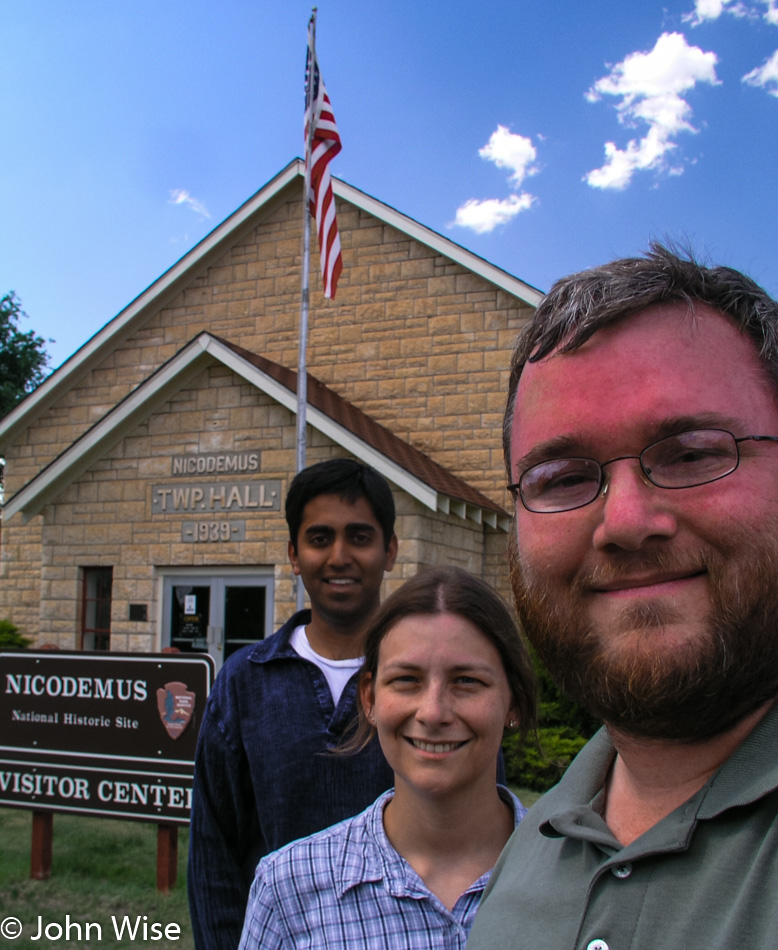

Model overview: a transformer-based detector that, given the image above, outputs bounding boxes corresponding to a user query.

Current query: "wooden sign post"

[31,811,53,880]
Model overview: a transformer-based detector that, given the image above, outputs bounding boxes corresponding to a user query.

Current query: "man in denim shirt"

[188,459,398,949]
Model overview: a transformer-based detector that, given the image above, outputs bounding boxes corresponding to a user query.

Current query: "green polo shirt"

[467,701,778,950]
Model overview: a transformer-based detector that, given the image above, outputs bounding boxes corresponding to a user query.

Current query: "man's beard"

[509,533,778,741]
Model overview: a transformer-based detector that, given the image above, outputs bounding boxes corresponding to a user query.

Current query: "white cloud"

[743,48,778,94]
[584,32,719,190]
[452,194,536,234]
[169,189,211,219]
[477,125,538,186]
[451,125,539,234]
[684,0,747,24]
[685,0,778,23]
[685,0,778,99]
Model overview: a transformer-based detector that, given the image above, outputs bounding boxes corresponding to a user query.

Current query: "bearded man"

[467,244,778,950]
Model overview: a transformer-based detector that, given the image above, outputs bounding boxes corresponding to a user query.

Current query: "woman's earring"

[508,719,517,730]
[368,712,376,725]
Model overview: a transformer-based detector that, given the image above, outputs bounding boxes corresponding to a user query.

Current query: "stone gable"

[0,165,534,651]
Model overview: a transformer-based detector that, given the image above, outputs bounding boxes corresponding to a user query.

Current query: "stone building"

[0,159,540,670]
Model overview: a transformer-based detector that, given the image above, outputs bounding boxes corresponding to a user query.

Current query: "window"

[81,567,112,650]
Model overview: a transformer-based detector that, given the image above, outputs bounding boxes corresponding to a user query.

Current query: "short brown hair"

[504,242,778,474]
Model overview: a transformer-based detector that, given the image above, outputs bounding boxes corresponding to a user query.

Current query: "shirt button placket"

[582,864,632,950]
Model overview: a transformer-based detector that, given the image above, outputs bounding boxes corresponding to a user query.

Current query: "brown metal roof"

[216,336,506,517]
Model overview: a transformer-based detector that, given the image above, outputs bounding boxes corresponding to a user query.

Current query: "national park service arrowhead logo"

[156,681,195,740]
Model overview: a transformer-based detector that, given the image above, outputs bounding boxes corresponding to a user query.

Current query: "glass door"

[163,573,273,672]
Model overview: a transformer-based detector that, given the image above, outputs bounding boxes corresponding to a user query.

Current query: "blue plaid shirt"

[239,787,526,950]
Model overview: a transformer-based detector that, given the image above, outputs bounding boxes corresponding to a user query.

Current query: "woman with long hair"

[239,566,536,949]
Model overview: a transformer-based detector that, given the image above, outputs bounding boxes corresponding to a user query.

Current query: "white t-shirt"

[289,625,363,706]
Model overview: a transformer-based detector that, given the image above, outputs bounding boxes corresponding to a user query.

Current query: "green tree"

[0,618,32,649]
[0,291,51,419]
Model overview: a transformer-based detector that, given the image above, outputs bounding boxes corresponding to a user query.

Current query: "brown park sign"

[0,651,214,825]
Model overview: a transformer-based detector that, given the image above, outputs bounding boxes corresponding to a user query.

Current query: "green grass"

[0,808,192,949]
[513,786,543,809]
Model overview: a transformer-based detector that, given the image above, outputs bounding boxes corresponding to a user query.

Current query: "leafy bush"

[504,726,589,792]
[503,646,601,792]
[0,618,33,649]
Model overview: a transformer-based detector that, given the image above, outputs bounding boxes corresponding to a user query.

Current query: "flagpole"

[296,9,317,610]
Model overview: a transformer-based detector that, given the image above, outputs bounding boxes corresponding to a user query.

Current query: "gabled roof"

[3,333,510,531]
[0,158,541,451]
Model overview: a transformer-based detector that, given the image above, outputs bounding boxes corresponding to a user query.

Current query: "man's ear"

[288,539,301,576]
[384,534,399,572]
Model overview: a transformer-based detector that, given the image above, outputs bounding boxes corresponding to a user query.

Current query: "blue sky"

[2,0,777,372]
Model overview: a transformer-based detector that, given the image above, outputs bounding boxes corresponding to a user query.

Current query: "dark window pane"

[223,586,265,660]
[81,567,112,651]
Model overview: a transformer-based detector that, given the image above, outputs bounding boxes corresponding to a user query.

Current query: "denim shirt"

[187,610,394,950]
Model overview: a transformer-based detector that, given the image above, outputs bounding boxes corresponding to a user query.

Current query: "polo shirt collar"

[697,698,778,819]
[539,699,778,849]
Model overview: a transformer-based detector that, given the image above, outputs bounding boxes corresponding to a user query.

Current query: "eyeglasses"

[508,428,778,514]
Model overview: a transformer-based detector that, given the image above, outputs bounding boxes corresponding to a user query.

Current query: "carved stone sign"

[0,651,214,824]
[181,519,247,542]
[151,480,281,514]
[170,451,261,477]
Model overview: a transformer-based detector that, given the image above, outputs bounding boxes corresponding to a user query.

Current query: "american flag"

[304,21,343,299]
